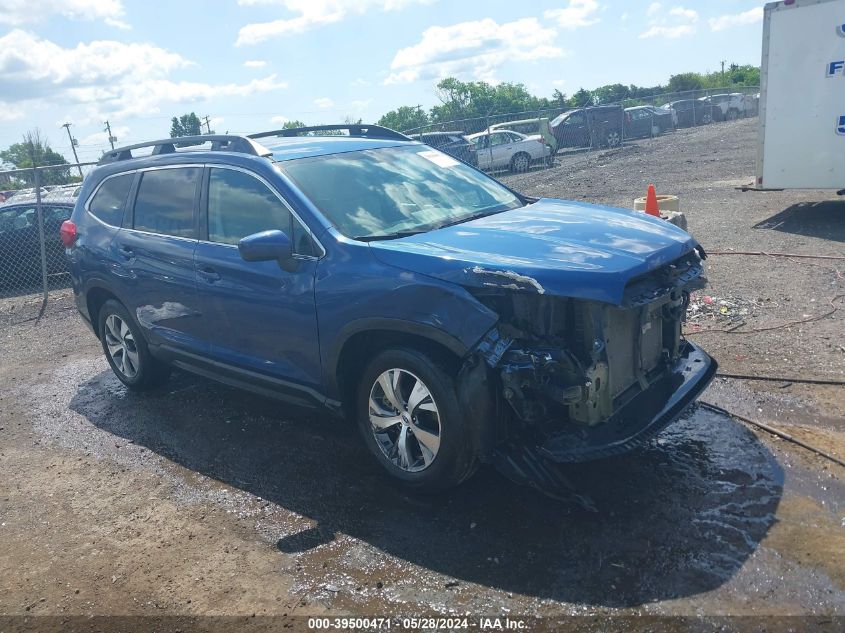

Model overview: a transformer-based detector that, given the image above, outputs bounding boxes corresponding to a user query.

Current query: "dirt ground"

[1,118,843,631]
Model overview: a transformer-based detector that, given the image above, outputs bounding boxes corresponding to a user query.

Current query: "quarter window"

[133,168,200,238]
[207,168,292,246]
[89,173,134,226]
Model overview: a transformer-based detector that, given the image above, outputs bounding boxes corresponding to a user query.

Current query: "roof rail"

[98,135,273,165]
[248,124,409,142]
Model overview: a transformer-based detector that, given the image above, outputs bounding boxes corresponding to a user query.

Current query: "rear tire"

[510,152,531,173]
[356,348,477,493]
[606,129,622,148]
[98,299,171,390]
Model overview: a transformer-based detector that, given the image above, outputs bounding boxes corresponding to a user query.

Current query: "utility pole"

[202,115,212,134]
[103,120,117,150]
[720,60,727,75]
[61,123,84,178]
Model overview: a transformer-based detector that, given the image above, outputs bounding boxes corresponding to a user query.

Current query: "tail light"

[60,220,78,247]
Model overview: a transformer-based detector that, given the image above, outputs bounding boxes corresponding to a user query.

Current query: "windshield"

[281,145,524,240]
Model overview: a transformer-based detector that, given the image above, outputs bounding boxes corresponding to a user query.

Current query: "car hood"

[369,198,700,305]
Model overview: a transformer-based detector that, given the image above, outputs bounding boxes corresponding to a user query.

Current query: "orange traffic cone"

[645,184,660,217]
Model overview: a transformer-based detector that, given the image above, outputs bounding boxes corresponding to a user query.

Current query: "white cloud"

[543,0,600,29]
[270,115,289,125]
[639,24,694,38]
[349,98,372,111]
[668,7,698,21]
[385,17,564,84]
[236,0,435,45]
[551,79,566,88]
[639,5,698,39]
[314,97,334,109]
[243,59,267,68]
[0,102,24,121]
[0,30,287,121]
[0,0,129,28]
[709,7,763,32]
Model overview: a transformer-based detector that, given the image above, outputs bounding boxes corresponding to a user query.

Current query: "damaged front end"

[470,249,716,470]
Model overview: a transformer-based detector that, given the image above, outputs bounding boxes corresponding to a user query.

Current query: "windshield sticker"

[417,150,460,168]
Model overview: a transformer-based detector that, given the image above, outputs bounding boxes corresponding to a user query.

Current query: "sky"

[0,0,767,165]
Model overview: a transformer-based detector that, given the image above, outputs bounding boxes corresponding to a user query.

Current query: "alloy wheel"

[104,314,140,379]
[368,368,442,472]
[607,130,621,147]
[513,154,530,172]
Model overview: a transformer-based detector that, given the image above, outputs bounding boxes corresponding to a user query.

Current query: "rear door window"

[133,168,200,238]
[88,173,134,226]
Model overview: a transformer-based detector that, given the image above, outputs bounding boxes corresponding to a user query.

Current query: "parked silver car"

[466,130,551,172]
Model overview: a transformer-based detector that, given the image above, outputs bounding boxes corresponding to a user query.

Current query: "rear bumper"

[539,341,717,463]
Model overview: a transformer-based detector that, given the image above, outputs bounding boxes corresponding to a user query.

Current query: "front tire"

[98,299,171,390]
[356,348,476,492]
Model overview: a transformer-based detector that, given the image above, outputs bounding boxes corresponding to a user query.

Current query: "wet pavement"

[16,354,844,617]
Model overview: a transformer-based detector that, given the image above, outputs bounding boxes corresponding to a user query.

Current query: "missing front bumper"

[538,341,716,463]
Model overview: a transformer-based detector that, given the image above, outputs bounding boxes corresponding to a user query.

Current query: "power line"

[202,115,212,134]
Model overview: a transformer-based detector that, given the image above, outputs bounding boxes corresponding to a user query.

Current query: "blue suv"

[63,125,715,494]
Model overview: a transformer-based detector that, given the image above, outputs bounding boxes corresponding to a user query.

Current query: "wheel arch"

[331,319,471,420]
[85,284,123,332]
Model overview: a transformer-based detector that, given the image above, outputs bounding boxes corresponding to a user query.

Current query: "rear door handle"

[197,266,220,283]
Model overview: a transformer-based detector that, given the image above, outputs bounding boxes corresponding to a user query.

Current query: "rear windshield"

[281,145,522,240]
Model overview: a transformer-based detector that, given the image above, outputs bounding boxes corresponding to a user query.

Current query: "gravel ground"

[0,117,843,631]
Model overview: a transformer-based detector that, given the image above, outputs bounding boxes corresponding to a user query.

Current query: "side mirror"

[238,230,294,269]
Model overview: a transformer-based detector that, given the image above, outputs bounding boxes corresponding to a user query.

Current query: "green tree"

[429,78,553,132]
[569,88,594,107]
[668,72,705,93]
[552,89,568,109]
[0,130,71,187]
[592,83,630,105]
[377,106,429,133]
[169,112,203,138]
[280,120,307,129]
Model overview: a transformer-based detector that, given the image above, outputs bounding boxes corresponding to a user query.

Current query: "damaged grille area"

[473,250,706,430]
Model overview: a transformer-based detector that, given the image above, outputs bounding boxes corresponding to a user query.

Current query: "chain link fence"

[0,162,98,326]
[404,86,759,175]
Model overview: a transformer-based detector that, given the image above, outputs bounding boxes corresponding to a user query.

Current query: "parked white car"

[466,130,551,172]
[698,93,752,120]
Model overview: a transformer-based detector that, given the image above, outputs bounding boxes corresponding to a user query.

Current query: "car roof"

[0,194,76,208]
[466,130,525,139]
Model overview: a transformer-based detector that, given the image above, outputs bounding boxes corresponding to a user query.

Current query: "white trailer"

[755,0,845,191]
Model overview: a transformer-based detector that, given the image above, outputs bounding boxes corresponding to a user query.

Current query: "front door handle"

[118,245,134,260]
[197,266,221,283]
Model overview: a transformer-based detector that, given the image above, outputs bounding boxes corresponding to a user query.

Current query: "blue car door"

[192,165,323,405]
[114,166,206,357]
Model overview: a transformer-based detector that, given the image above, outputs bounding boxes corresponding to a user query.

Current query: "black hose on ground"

[699,401,845,469]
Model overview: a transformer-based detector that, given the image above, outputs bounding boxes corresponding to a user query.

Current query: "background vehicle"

[698,93,749,121]
[624,106,673,139]
[0,195,73,287]
[663,99,718,127]
[754,0,845,190]
[488,118,558,154]
[550,105,624,149]
[466,130,551,172]
[407,131,477,166]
